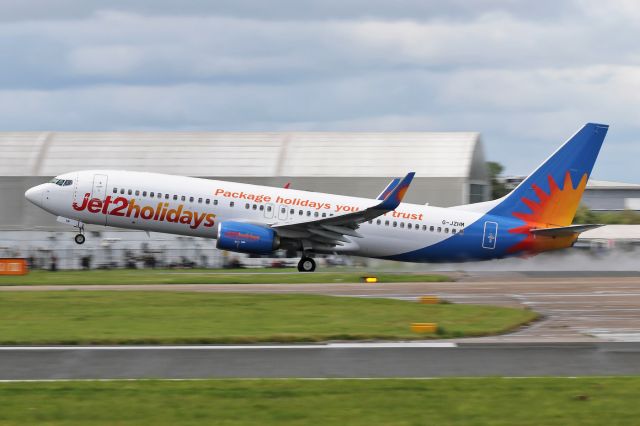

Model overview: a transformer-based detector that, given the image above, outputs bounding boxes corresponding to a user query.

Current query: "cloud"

[0,1,639,182]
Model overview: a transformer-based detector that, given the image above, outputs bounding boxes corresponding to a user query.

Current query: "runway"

[2,342,640,380]
[4,272,640,342]
[3,272,640,380]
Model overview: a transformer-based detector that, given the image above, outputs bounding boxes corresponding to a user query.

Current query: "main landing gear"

[297,256,316,272]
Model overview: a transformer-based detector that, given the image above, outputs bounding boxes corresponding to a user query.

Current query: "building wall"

[582,189,640,211]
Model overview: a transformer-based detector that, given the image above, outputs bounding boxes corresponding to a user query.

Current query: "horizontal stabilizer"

[531,224,602,237]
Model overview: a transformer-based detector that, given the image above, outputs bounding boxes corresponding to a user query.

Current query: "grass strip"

[0,269,451,286]
[0,292,536,344]
[0,378,638,425]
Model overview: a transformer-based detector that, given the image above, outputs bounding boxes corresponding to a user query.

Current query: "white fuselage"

[26,170,485,259]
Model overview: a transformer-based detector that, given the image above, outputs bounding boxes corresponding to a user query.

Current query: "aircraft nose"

[25,185,44,207]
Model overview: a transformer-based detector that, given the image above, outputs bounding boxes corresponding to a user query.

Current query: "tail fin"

[489,123,608,226]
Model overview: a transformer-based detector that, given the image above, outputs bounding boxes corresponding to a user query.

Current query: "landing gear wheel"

[297,257,316,272]
[74,234,85,245]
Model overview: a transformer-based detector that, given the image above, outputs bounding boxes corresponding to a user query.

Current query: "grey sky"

[1,0,638,181]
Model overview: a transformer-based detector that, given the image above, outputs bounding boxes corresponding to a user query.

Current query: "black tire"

[297,257,316,272]
[74,234,85,245]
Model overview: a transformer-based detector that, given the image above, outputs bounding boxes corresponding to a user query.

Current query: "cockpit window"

[49,178,73,186]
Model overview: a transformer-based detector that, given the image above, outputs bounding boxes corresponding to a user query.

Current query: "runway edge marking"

[0,342,457,350]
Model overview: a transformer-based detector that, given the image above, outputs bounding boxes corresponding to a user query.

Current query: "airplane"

[25,123,608,272]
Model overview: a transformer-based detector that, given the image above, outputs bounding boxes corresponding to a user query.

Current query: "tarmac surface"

[3,272,640,379]
[2,342,640,379]
[4,271,640,342]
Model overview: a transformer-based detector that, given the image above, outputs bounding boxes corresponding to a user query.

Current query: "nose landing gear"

[297,256,316,272]
[74,223,85,245]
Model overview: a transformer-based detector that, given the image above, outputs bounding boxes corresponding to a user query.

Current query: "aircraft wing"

[271,172,414,251]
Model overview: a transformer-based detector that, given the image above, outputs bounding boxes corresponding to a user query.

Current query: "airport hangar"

[0,131,490,231]
[0,131,489,267]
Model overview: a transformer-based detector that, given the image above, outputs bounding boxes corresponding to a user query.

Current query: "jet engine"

[216,221,280,254]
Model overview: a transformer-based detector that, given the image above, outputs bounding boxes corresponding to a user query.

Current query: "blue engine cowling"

[216,221,280,254]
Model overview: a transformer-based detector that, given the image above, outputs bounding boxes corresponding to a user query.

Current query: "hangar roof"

[0,131,485,179]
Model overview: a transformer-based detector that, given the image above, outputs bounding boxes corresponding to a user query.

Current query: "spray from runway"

[370,247,640,272]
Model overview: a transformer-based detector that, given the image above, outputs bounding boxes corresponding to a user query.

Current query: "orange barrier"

[0,258,28,275]
[410,323,438,333]
[419,295,439,304]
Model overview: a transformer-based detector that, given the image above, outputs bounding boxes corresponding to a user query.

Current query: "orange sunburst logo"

[507,171,588,254]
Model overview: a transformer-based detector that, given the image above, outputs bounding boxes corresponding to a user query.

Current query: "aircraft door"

[92,174,109,200]
[91,174,109,226]
[482,221,498,249]
[277,204,288,221]
[264,203,274,219]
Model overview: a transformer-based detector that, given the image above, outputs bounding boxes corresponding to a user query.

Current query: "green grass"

[0,378,639,425]
[0,292,536,344]
[0,269,451,286]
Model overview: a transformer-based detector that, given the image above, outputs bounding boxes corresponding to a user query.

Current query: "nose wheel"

[74,233,85,245]
[297,256,316,272]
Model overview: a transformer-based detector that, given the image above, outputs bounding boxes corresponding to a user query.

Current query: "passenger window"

[422,225,427,231]
[266,205,271,212]
[113,188,118,194]
[164,194,169,199]
[214,200,218,205]
[143,191,147,197]
[299,210,303,215]
[198,198,202,203]
[314,212,319,217]
[393,221,397,227]
[400,222,405,228]
[307,211,311,217]
[150,192,155,197]
[120,189,125,194]
[253,205,257,210]
[230,201,235,207]
[385,220,389,226]
[437,227,442,233]
[205,199,210,204]
[189,197,194,202]
[181,196,186,202]
[128,189,132,195]
[430,226,434,232]
[415,225,420,231]
[445,228,449,233]
[376,219,381,225]
[259,205,264,211]
[322,213,327,218]
[135,190,140,196]
[290,208,295,215]
[173,195,178,200]
[407,223,412,229]
[245,203,250,209]
[452,229,457,234]
[281,207,286,214]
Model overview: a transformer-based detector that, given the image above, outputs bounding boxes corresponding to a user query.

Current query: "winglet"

[376,172,415,210]
[377,178,400,200]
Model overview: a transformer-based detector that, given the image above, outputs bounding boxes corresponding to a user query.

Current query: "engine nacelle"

[216,221,280,254]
